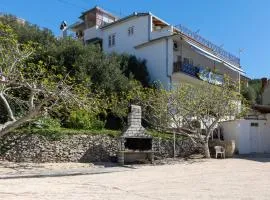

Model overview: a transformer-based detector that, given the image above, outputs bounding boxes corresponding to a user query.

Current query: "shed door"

[250,123,262,153]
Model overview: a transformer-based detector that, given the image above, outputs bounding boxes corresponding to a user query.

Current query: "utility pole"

[238,48,244,93]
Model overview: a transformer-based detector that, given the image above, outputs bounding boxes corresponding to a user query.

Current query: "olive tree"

[0,23,93,137]
[142,80,243,158]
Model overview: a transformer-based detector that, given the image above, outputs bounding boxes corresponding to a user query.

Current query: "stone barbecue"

[118,105,153,164]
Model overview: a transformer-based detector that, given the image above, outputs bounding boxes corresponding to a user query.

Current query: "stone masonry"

[0,133,196,163]
[122,105,151,138]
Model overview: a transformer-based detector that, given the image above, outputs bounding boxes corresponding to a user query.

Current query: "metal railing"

[175,24,240,66]
[173,62,224,85]
[173,62,199,77]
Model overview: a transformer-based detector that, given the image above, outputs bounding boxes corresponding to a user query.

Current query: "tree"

[241,85,256,104]
[0,14,150,129]
[0,23,93,137]
[0,14,56,46]
[119,54,149,87]
[141,80,244,158]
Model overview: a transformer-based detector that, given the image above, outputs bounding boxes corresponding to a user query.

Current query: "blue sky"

[1,0,269,79]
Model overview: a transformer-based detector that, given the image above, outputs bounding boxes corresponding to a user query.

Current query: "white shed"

[220,116,270,154]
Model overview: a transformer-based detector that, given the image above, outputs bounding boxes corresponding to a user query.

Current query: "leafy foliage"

[31,117,61,129]
[119,54,149,87]
[0,23,98,137]
[140,79,246,158]
[14,128,121,141]
[0,14,152,131]
[241,85,257,104]
[0,14,56,46]
[66,109,105,130]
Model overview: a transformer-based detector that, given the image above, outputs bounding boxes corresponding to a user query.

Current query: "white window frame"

[108,33,116,47]
[128,26,134,36]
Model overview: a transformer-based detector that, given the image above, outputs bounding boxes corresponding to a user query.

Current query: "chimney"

[127,105,142,127]
[262,78,268,93]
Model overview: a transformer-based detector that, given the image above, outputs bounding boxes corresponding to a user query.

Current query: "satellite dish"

[60,21,67,31]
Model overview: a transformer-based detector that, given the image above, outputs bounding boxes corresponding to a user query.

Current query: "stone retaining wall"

[0,133,196,162]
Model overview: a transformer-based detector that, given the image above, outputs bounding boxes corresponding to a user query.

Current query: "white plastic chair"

[214,146,225,159]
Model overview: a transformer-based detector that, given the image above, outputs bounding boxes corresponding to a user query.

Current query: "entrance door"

[250,122,262,153]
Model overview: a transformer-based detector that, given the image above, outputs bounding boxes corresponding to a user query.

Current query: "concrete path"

[1,158,270,199]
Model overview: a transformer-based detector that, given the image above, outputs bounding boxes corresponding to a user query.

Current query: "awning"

[190,45,221,63]
[183,38,245,74]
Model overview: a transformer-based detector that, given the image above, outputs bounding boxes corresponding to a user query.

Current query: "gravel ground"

[0,158,270,200]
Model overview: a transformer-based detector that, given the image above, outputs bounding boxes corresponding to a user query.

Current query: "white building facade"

[221,113,270,154]
[70,6,245,89]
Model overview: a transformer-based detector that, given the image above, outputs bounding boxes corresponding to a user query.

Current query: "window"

[183,58,189,65]
[128,26,134,36]
[173,41,178,51]
[251,122,259,127]
[183,58,193,65]
[108,34,116,47]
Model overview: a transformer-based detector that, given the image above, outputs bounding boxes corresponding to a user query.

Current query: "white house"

[70,6,246,89]
[221,106,270,154]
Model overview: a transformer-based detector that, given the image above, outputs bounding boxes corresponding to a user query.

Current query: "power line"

[57,0,87,10]
[74,0,129,17]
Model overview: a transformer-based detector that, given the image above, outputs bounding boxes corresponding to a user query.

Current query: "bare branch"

[0,92,16,121]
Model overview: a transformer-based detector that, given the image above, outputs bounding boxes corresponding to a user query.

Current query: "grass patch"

[148,129,189,141]
[14,128,121,141]
[12,128,188,141]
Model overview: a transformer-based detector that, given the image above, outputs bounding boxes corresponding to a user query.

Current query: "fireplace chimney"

[118,105,153,165]
[128,105,142,127]
[262,78,268,93]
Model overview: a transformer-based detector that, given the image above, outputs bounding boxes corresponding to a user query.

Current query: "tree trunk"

[203,142,211,158]
[0,106,42,138]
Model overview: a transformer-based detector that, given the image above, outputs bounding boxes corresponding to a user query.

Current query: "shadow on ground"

[234,153,270,163]
[0,161,47,171]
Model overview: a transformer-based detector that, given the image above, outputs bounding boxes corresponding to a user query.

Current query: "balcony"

[173,62,199,78]
[151,26,173,40]
[173,62,224,85]
[175,24,240,67]
[84,26,102,41]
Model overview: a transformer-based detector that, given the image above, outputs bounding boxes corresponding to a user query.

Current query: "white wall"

[100,15,173,89]
[221,120,240,152]
[150,26,172,40]
[221,119,270,154]
[102,16,150,55]
[263,114,270,152]
[136,39,172,89]
[84,26,102,41]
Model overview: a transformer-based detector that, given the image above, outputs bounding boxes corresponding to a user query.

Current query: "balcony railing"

[173,62,224,85]
[175,24,240,66]
[173,62,199,77]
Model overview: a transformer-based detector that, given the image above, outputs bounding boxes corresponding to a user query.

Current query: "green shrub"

[31,117,61,129]
[66,109,105,130]
[91,119,105,130]
[15,128,121,141]
[66,109,92,129]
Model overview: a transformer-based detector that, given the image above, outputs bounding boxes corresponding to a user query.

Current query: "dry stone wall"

[0,133,196,162]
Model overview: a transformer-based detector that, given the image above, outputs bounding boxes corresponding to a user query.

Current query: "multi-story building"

[70,6,245,89]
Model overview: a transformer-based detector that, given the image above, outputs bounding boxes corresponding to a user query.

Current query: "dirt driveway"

[0,158,270,200]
